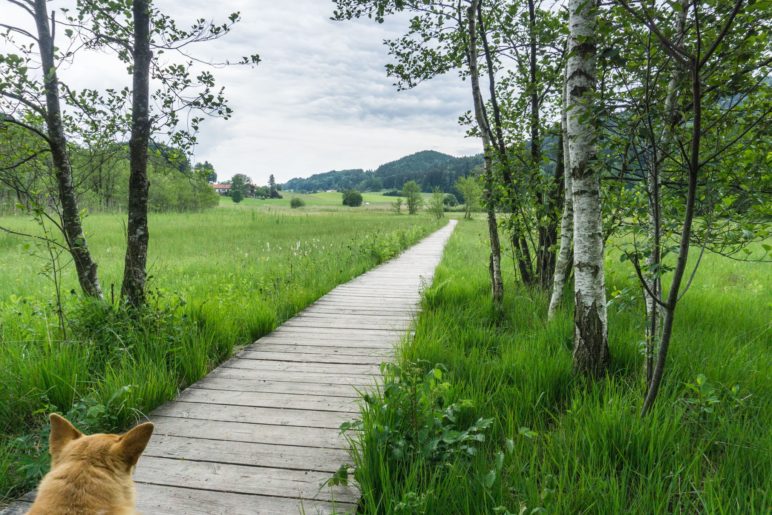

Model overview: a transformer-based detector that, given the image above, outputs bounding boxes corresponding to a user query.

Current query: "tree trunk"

[527,0,556,289]
[32,0,103,299]
[548,78,573,320]
[641,56,700,415]
[644,0,688,386]
[467,0,504,309]
[567,0,608,376]
[121,0,152,307]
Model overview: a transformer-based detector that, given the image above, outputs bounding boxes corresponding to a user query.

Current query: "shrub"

[428,188,445,220]
[402,181,423,214]
[342,189,363,207]
[231,188,243,203]
[290,197,305,208]
[443,194,458,207]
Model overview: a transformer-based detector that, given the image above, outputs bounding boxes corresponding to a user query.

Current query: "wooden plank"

[246,342,393,357]
[301,308,416,316]
[295,312,414,322]
[238,349,388,365]
[261,331,402,344]
[133,457,359,503]
[177,388,360,413]
[151,416,348,449]
[135,483,354,515]
[222,359,379,376]
[152,401,353,429]
[191,376,362,398]
[143,434,351,472]
[207,366,379,387]
[281,320,407,331]
[0,502,31,515]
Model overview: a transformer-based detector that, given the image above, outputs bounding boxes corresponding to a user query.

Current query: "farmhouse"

[211,183,231,195]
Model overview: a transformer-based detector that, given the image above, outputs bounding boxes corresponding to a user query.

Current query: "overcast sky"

[6,1,481,184]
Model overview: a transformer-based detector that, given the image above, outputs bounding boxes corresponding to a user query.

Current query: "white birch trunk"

[548,77,573,320]
[567,0,608,375]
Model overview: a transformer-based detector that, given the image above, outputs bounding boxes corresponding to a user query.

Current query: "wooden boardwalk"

[5,220,456,515]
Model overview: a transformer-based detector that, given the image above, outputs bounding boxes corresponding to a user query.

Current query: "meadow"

[232,191,433,210]
[0,203,441,502]
[348,219,771,513]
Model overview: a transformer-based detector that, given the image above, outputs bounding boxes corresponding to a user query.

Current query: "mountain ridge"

[283,150,483,193]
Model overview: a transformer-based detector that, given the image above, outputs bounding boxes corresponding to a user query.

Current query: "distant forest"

[283,150,484,193]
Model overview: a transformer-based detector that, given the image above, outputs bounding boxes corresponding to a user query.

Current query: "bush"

[428,188,445,220]
[403,181,423,215]
[383,189,403,197]
[290,197,305,208]
[443,194,458,207]
[342,189,363,207]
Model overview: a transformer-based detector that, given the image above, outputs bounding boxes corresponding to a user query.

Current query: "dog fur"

[27,414,154,515]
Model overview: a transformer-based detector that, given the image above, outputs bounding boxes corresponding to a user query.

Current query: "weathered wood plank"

[260,330,401,342]
[135,483,354,515]
[152,401,352,429]
[207,366,379,387]
[245,342,393,357]
[190,377,362,398]
[222,359,379,376]
[237,349,388,365]
[133,457,359,503]
[177,388,361,413]
[143,434,351,472]
[0,502,31,515]
[150,416,348,449]
[279,323,405,333]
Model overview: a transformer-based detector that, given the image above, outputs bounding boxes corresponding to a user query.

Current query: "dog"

[27,413,154,515]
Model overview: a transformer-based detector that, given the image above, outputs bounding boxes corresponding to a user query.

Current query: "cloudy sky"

[6,1,481,184]
[186,0,481,184]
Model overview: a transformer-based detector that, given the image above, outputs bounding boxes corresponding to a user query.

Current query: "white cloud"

[3,0,482,184]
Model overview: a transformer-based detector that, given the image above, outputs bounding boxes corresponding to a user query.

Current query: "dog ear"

[116,422,154,467]
[49,413,83,461]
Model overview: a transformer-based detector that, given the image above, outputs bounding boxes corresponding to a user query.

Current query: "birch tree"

[547,77,572,320]
[566,0,609,375]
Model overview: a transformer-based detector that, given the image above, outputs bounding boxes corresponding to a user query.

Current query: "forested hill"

[283,150,483,193]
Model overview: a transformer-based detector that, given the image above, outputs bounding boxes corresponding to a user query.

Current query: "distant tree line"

[0,135,219,215]
[225,173,282,203]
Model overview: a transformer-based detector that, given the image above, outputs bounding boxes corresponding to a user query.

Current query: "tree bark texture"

[548,78,573,320]
[467,0,504,309]
[567,0,609,375]
[33,0,103,299]
[644,0,688,385]
[121,0,152,307]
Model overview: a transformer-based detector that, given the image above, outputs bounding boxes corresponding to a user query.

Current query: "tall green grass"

[348,219,770,513]
[0,206,441,502]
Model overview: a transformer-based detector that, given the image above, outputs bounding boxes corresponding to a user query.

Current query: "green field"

[0,205,441,501]
[223,190,433,210]
[348,219,771,513]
